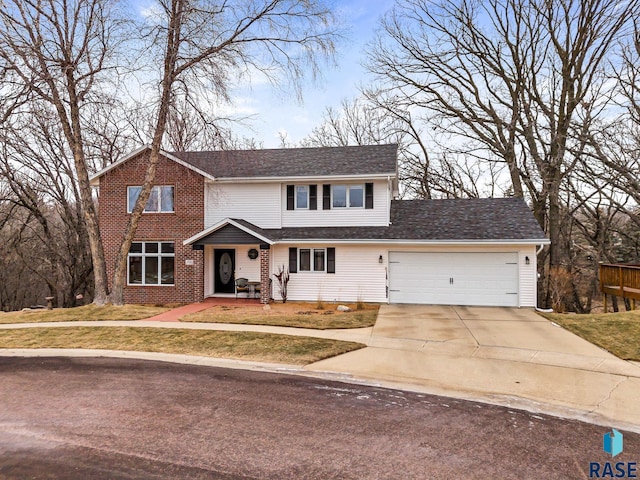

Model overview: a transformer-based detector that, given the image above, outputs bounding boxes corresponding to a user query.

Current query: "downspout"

[387,176,391,226]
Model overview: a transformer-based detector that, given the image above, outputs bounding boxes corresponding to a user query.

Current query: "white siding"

[271,245,387,303]
[233,245,261,282]
[281,180,390,227]
[518,246,538,307]
[270,243,539,306]
[205,182,281,229]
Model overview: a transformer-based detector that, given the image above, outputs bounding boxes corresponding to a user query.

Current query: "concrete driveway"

[306,305,640,431]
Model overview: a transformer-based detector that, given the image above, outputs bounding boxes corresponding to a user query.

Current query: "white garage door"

[388,252,519,306]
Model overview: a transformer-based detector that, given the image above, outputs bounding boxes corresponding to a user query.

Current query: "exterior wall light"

[379,255,384,264]
[525,256,530,265]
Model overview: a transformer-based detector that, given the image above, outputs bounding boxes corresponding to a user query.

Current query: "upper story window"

[295,185,308,209]
[332,184,364,208]
[128,186,174,213]
[286,184,317,210]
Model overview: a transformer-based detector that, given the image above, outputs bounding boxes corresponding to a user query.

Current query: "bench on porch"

[235,278,266,299]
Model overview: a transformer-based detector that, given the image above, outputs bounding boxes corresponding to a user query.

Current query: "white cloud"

[137,1,163,21]
[217,96,260,117]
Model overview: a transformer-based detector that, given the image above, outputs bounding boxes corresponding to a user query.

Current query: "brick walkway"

[143,297,261,322]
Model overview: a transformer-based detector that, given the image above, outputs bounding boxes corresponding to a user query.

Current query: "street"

[0,357,638,479]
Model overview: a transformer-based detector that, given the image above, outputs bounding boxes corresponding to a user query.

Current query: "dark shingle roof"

[260,198,547,242]
[388,198,546,240]
[171,144,398,178]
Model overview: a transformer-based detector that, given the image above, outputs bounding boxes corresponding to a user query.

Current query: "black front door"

[214,249,235,293]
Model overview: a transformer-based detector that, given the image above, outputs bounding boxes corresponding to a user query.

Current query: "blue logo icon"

[604,429,624,457]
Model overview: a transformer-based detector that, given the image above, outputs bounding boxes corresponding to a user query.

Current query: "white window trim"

[299,248,326,272]
[331,184,364,209]
[127,186,175,213]
[294,185,309,210]
[127,241,175,286]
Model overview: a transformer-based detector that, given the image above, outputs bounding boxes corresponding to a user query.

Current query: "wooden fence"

[599,263,640,311]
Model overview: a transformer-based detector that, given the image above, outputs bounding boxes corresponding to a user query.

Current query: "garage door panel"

[389,252,519,307]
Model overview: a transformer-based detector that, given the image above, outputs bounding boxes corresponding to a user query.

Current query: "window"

[314,249,326,271]
[349,184,364,208]
[295,185,308,209]
[290,247,335,274]
[287,185,317,210]
[299,248,325,272]
[332,184,364,208]
[332,185,347,208]
[300,249,311,271]
[128,242,175,285]
[127,186,174,213]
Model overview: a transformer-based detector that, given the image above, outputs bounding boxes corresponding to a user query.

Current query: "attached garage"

[388,251,520,307]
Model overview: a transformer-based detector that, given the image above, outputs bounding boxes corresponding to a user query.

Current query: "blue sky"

[226,0,396,147]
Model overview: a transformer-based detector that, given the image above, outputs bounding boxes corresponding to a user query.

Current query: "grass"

[180,302,380,329]
[0,327,365,365]
[0,304,170,324]
[540,310,640,361]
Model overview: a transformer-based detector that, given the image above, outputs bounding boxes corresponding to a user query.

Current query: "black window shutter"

[323,184,331,210]
[286,185,294,210]
[309,185,317,210]
[327,248,335,274]
[365,183,374,209]
[289,247,297,273]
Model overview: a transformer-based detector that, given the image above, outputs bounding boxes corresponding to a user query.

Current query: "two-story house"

[90,144,549,307]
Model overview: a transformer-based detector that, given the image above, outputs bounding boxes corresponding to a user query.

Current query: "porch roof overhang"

[183,218,275,246]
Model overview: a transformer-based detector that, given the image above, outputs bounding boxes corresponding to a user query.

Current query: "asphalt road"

[0,357,638,479]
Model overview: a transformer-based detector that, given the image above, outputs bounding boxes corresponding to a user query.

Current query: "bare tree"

[302,95,505,198]
[109,0,339,304]
[0,0,128,304]
[302,97,403,147]
[0,0,339,305]
[366,0,640,305]
[0,103,95,308]
[580,21,640,218]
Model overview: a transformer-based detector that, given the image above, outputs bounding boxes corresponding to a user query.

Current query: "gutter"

[209,173,396,184]
[270,239,551,246]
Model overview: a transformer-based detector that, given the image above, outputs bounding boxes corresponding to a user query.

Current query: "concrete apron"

[305,304,640,433]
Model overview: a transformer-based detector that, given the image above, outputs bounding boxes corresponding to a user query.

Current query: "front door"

[214,249,235,293]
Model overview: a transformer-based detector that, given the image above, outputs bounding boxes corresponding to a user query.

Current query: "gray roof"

[171,144,398,178]
[258,198,547,242]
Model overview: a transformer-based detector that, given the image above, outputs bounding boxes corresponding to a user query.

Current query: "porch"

[599,263,640,311]
[184,219,274,304]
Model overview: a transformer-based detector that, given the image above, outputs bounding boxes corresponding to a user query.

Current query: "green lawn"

[540,310,640,361]
[0,327,365,365]
[0,304,169,324]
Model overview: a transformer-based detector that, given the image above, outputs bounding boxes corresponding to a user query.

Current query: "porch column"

[192,245,205,303]
[259,244,270,304]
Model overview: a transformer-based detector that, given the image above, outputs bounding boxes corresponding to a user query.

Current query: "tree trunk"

[108,0,182,305]
[64,72,110,305]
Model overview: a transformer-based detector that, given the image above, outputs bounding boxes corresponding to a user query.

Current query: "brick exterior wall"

[259,245,270,304]
[98,151,205,304]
